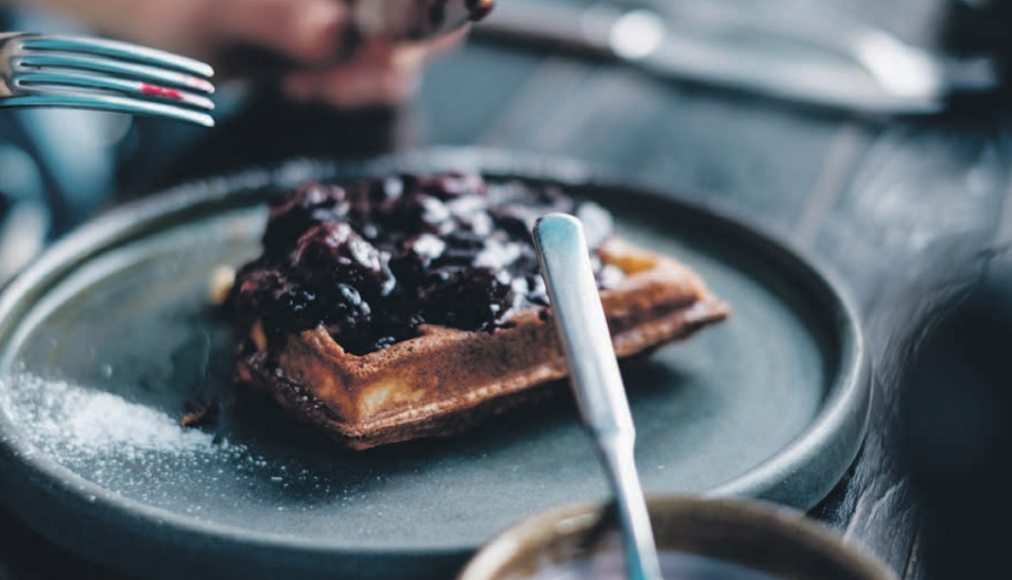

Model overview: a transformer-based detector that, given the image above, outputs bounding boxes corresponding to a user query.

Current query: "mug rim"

[457,496,898,580]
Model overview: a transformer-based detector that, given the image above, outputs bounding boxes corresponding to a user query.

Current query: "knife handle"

[533,213,661,580]
[533,213,633,439]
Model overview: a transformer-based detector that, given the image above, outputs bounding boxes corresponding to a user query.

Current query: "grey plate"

[0,149,868,580]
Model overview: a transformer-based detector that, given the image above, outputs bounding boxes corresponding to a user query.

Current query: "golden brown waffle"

[233,237,728,450]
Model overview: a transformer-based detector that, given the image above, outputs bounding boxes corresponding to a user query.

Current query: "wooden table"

[2,11,1010,578]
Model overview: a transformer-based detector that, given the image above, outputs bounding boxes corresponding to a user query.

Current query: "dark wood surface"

[3,19,1011,580]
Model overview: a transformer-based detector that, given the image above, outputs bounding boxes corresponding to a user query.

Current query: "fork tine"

[14,53,215,94]
[19,35,213,78]
[0,93,214,127]
[14,71,215,111]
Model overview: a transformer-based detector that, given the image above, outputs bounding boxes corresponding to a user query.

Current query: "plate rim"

[0,147,869,571]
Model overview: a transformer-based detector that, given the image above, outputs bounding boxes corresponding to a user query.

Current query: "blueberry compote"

[229,173,619,355]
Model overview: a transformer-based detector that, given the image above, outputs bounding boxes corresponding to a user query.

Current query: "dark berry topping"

[228,173,616,355]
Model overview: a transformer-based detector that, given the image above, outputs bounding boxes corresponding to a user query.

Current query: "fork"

[0,33,215,127]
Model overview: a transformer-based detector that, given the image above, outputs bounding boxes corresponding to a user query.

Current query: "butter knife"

[533,213,662,580]
[478,0,999,115]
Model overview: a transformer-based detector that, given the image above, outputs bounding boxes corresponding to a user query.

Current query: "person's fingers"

[284,66,420,107]
[389,27,468,71]
[427,26,470,59]
[278,25,468,107]
[283,52,421,107]
[217,0,347,63]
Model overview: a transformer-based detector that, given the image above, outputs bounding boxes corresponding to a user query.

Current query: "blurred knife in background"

[475,0,1004,115]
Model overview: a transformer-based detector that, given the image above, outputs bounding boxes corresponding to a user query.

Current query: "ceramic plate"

[0,149,868,579]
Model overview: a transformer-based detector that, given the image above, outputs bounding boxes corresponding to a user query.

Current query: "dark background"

[3,0,1012,578]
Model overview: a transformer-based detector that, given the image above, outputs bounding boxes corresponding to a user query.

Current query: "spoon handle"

[533,213,662,580]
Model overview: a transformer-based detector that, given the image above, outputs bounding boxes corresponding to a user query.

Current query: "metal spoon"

[533,213,662,580]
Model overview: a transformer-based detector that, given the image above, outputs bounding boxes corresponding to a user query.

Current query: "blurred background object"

[0,0,465,283]
[941,0,1012,77]
[2,0,1012,286]
[898,254,1012,580]
[478,0,1005,115]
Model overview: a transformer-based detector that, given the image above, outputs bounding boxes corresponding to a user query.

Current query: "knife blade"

[476,0,1000,115]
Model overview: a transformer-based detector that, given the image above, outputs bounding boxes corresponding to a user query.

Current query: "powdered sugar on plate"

[0,373,219,457]
[0,372,344,517]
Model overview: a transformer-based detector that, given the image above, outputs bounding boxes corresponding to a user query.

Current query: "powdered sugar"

[0,373,219,456]
[0,371,341,517]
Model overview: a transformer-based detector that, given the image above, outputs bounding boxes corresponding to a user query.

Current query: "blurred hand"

[20,0,462,107]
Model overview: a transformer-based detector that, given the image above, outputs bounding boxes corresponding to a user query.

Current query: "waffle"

[232,237,728,450]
